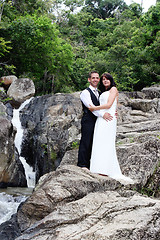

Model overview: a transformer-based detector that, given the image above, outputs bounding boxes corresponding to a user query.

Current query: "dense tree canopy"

[85,0,128,19]
[2,14,73,93]
[0,0,160,94]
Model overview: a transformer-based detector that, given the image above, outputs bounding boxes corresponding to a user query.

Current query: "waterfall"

[12,98,35,188]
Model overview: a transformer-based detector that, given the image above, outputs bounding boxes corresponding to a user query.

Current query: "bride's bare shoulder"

[110,87,118,94]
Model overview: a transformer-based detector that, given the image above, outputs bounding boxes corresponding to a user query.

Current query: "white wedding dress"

[90,91,134,184]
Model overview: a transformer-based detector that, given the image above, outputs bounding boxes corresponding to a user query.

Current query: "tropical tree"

[0,35,15,75]
[84,0,127,19]
[1,14,73,93]
[7,0,53,16]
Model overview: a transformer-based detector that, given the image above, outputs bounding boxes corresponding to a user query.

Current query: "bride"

[89,73,133,183]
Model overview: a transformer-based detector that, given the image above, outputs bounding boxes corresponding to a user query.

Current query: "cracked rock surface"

[15,164,160,240]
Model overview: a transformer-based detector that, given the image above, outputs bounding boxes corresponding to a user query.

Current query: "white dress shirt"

[80,85,105,118]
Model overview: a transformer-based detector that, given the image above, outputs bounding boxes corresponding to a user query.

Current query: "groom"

[77,71,113,169]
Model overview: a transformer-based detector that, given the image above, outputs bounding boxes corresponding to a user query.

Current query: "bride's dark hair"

[99,73,116,93]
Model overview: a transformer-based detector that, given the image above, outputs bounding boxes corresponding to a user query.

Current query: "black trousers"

[77,115,96,169]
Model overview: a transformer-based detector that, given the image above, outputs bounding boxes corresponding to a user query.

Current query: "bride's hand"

[89,104,96,112]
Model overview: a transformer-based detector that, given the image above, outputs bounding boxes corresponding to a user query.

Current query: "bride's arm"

[89,87,118,112]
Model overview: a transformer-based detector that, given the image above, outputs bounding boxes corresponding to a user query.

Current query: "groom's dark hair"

[99,73,116,92]
[88,71,99,78]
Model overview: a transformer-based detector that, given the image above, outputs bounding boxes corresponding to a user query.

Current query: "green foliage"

[0,95,12,103]
[50,150,57,161]
[71,141,79,149]
[1,0,54,20]
[0,0,160,94]
[0,82,12,106]
[64,0,84,12]
[1,14,73,93]
[139,186,155,197]
[41,144,48,155]
[0,35,15,75]
[0,36,11,56]
[85,0,128,19]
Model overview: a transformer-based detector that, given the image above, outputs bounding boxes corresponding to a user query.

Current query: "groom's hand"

[103,112,113,121]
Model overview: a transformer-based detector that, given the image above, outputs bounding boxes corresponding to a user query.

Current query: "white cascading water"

[11,98,36,188]
[0,192,27,225]
[0,98,35,226]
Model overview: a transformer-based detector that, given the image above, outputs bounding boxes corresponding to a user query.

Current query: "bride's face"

[102,77,111,89]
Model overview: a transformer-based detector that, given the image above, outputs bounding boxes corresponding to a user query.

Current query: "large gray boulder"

[16,165,122,232]
[20,92,81,182]
[7,78,35,108]
[142,85,160,99]
[16,193,160,240]
[124,85,160,100]
[129,98,160,113]
[15,165,160,240]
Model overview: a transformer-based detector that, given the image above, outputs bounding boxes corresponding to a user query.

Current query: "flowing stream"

[0,98,35,225]
[0,191,27,225]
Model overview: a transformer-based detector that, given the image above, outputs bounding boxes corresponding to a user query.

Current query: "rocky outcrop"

[0,102,15,187]
[124,84,160,100]
[13,164,160,239]
[0,214,21,240]
[0,77,36,187]
[18,85,160,186]
[13,85,160,239]
[142,85,160,99]
[16,165,123,232]
[0,102,27,187]
[7,78,35,108]
[15,180,160,240]
[0,85,160,239]
[61,135,160,189]
[1,84,160,189]
[20,92,81,182]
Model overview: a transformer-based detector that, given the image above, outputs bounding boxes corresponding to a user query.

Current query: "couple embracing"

[77,71,133,183]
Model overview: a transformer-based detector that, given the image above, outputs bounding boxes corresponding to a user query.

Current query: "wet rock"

[20,92,81,182]
[0,214,21,240]
[0,102,26,187]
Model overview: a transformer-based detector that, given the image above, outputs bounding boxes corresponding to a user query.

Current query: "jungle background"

[0,0,160,95]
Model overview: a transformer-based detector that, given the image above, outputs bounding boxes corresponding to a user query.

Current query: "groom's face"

[88,73,100,88]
